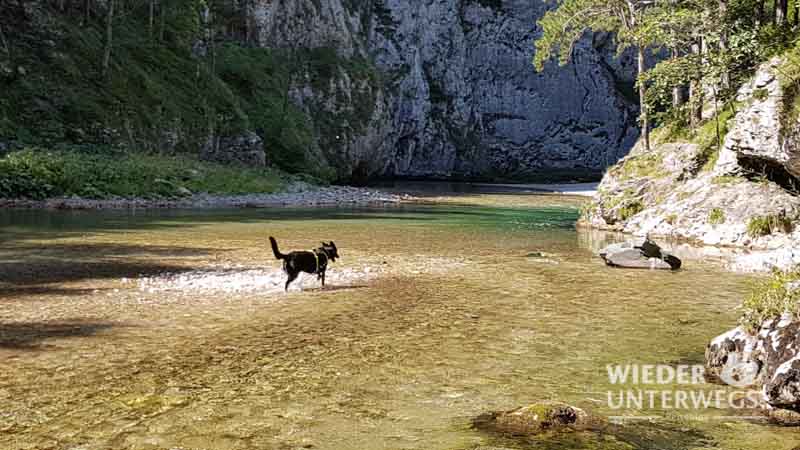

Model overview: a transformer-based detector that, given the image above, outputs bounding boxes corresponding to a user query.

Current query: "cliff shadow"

[0,319,120,349]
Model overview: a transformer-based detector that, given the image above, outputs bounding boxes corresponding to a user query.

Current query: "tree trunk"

[244,0,253,45]
[672,87,687,108]
[671,49,686,108]
[756,0,765,25]
[149,0,155,38]
[689,40,703,127]
[795,1,800,27]
[159,0,166,42]
[637,46,650,151]
[777,0,788,25]
[718,0,729,89]
[102,0,114,78]
[0,24,9,55]
[84,0,91,25]
[711,84,723,153]
[242,0,248,44]
[208,4,215,73]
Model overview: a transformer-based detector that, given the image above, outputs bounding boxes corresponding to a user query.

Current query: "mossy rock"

[473,402,600,436]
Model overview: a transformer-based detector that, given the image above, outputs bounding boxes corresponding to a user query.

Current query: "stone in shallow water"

[473,402,594,435]
[599,239,682,270]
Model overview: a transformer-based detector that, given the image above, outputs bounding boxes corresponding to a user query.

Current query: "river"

[1,191,798,449]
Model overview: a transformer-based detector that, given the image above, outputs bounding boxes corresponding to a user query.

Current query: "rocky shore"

[581,57,800,272]
[706,317,800,422]
[0,185,410,210]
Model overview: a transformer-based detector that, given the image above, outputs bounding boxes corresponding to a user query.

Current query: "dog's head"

[321,241,339,261]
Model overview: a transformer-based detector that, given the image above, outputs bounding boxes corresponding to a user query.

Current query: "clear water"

[1,194,798,450]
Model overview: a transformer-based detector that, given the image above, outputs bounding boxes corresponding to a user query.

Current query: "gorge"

[0,0,641,182]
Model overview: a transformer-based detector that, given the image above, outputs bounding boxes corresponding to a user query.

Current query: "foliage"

[740,268,800,332]
[214,44,316,174]
[0,148,286,200]
[779,40,800,131]
[696,109,736,172]
[640,55,701,125]
[746,214,794,237]
[618,200,644,220]
[616,152,666,180]
[0,0,385,181]
[534,0,798,142]
[656,106,736,172]
[708,208,726,225]
[533,0,646,71]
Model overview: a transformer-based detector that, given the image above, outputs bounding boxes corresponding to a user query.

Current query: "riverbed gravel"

[0,185,413,209]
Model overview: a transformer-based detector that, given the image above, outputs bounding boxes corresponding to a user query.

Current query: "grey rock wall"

[248,0,640,180]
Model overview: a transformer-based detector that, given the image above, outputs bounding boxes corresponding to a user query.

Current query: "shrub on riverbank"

[0,149,289,200]
[740,268,800,332]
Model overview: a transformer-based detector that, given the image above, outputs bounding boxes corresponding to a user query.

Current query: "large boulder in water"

[599,238,682,270]
[706,310,800,417]
[473,402,596,435]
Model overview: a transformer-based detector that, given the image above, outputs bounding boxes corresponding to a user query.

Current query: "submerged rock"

[599,238,682,270]
[473,402,595,436]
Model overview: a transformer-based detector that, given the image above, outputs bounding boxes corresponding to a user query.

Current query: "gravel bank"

[0,185,412,209]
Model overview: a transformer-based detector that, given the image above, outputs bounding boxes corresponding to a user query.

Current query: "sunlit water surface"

[1,193,798,450]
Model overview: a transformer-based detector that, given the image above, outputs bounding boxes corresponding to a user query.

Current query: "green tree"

[533,0,657,150]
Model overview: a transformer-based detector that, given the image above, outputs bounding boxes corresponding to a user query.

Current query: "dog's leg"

[320,270,326,287]
[285,270,299,292]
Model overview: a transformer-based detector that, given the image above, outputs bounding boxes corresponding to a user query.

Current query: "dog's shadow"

[298,284,371,293]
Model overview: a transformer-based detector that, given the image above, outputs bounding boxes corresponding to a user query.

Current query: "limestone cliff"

[248,0,640,180]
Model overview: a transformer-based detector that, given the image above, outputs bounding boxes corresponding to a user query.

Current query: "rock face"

[247,0,640,180]
[716,57,800,180]
[706,316,800,413]
[582,58,800,271]
[599,238,682,270]
[200,132,267,168]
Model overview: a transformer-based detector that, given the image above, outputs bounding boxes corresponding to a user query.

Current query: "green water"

[0,195,798,449]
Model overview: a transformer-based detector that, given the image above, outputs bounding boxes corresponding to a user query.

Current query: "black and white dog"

[269,236,339,291]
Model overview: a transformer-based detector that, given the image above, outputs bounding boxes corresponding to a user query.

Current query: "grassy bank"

[0,149,292,200]
[741,268,800,332]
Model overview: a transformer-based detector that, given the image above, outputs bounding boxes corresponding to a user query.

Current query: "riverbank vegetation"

[0,148,289,199]
[741,268,800,331]
[534,0,800,152]
[0,1,380,183]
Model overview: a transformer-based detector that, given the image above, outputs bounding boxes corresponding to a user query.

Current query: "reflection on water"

[0,195,798,450]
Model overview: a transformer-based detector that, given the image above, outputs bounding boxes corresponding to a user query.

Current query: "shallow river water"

[1,192,799,450]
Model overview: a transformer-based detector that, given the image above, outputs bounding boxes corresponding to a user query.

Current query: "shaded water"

[1,193,799,449]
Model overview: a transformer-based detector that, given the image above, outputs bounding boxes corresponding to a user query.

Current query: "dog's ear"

[329,241,336,248]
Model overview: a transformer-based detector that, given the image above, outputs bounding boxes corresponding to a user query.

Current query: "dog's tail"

[269,236,286,260]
